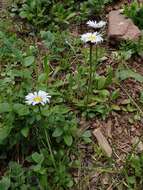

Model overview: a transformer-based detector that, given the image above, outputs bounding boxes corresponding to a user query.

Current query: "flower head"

[25,90,51,106]
[81,32,103,44]
[87,20,106,29]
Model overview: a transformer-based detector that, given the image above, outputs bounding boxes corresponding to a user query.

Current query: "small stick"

[93,128,112,157]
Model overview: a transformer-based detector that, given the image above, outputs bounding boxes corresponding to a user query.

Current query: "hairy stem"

[86,43,93,107]
[38,105,56,169]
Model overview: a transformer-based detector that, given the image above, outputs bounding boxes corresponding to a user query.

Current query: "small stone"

[108,10,141,41]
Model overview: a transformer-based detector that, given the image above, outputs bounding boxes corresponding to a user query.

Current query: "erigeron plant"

[25,90,56,168]
[81,20,105,107]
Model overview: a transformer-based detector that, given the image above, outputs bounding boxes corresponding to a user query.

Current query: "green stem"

[44,129,56,169]
[38,105,42,115]
[86,43,93,107]
[94,45,98,78]
[38,105,56,169]
[89,43,93,92]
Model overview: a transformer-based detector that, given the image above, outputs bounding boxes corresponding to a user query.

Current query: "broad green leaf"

[0,123,11,144]
[116,69,143,82]
[31,164,46,174]
[13,104,29,116]
[111,104,121,111]
[0,103,11,113]
[127,176,136,185]
[38,73,47,83]
[50,105,70,114]
[23,56,35,67]
[99,89,110,97]
[32,152,44,164]
[64,135,73,146]
[21,127,29,138]
[0,177,10,190]
[82,130,91,138]
[67,180,74,188]
[97,77,106,90]
[40,31,55,48]
[111,89,120,100]
[52,128,63,137]
[19,11,27,18]
[83,137,92,144]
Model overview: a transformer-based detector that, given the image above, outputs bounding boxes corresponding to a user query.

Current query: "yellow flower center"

[88,34,96,42]
[33,96,42,103]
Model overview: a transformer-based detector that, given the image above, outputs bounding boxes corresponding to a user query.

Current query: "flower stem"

[89,43,93,92]
[94,45,98,76]
[44,129,56,169]
[86,43,93,107]
[38,105,56,169]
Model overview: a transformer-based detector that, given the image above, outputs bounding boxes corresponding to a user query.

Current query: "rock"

[108,10,141,41]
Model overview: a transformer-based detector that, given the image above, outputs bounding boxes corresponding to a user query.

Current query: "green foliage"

[124,1,143,29]
[1,1,138,189]
[116,69,143,82]
[11,0,112,30]
[11,0,52,28]
[0,31,23,62]
[123,153,143,189]
[64,63,116,118]
[0,27,80,189]
[119,38,143,58]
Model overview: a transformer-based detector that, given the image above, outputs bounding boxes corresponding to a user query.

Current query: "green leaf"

[21,127,29,138]
[40,31,55,48]
[67,180,74,188]
[23,56,35,67]
[31,164,46,174]
[43,56,50,75]
[38,73,47,83]
[66,12,76,20]
[13,104,29,116]
[111,104,121,111]
[116,69,143,82]
[97,77,106,89]
[64,135,73,146]
[19,11,27,18]
[32,152,44,164]
[52,128,63,137]
[111,89,120,100]
[0,103,11,113]
[83,137,92,144]
[0,123,11,144]
[0,177,10,190]
[127,176,136,185]
[82,130,91,138]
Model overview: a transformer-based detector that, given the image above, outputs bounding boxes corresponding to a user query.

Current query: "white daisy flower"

[81,32,103,44]
[87,20,106,29]
[25,90,51,106]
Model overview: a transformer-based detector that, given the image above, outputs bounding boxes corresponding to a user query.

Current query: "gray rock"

[108,10,141,41]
